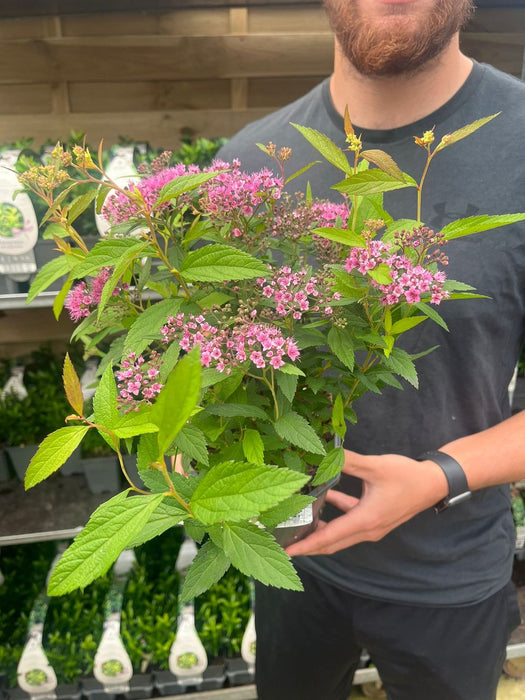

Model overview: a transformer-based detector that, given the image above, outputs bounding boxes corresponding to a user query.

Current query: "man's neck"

[329,36,473,131]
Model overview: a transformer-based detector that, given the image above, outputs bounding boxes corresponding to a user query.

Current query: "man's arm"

[286,410,525,557]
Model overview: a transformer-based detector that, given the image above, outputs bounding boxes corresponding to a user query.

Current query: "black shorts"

[254,565,521,700]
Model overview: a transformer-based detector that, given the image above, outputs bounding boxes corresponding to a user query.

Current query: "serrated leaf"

[383,347,419,388]
[98,242,149,317]
[180,245,268,282]
[276,372,297,404]
[156,171,223,205]
[291,123,351,174]
[123,298,183,356]
[180,539,231,602]
[333,170,417,196]
[126,500,188,549]
[27,254,73,302]
[258,494,314,530]
[67,189,98,223]
[274,412,326,455]
[313,226,366,247]
[312,446,345,486]
[47,492,164,595]
[139,468,170,493]
[278,363,305,377]
[367,263,393,285]
[332,393,346,440]
[191,461,308,524]
[42,222,69,240]
[197,291,233,308]
[52,277,72,320]
[390,316,427,335]
[441,214,525,240]
[435,113,499,152]
[173,423,209,466]
[204,403,268,420]
[242,429,264,465]
[25,426,91,488]
[328,326,355,370]
[284,161,321,185]
[63,353,84,415]
[150,346,201,456]
[218,521,303,590]
[73,239,149,278]
[93,363,119,431]
[360,150,405,181]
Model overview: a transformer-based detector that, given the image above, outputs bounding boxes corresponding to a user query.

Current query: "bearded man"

[217,2,525,698]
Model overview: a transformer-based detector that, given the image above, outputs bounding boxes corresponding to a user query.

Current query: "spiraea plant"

[18,111,525,599]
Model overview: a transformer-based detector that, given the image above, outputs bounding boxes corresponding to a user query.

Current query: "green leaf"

[204,403,268,420]
[312,446,345,486]
[136,432,159,472]
[383,347,419,388]
[313,226,366,247]
[328,326,355,370]
[284,161,321,185]
[67,190,98,223]
[258,494,314,530]
[332,393,346,440]
[25,426,91,488]
[390,316,427,335]
[180,539,231,602]
[275,372,297,404]
[367,263,393,285]
[52,277,72,320]
[47,492,164,595]
[217,521,303,590]
[156,171,223,205]
[441,214,525,240]
[93,363,119,430]
[113,412,159,439]
[435,113,500,152]
[360,149,406,181]
[191,461,309,524]
[42,222,69,240]
[180,244,268,282]
[63,353,84,415]
[97,242,149,317]
[414,302,448,331]
[291,123,351,174]
[333,170,417,196]
[278,363,305,377]
[125,500,188,549]
[173,424,209,466]
[123,298,183,356]
[274,412,326,455]
[242,429,264,465]
[26,255,72,303]
[197,291,233,308]
[150,347,201,456]
[138,468,170,493]
[72,239,149,278]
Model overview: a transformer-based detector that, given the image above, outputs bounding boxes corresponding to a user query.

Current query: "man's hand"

[285,450,449,557]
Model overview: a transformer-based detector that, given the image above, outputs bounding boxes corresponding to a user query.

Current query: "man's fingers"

[325,489,360,511]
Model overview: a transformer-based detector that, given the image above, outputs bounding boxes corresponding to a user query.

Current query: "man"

[217,1,525,698]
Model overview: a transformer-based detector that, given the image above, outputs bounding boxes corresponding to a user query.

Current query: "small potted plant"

[19,112,525,602]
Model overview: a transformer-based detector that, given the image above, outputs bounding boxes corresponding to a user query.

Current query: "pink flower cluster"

[116,351,163,411]
[199,159,283,222]
[344,241,449,305]
[102,163,201,224]
[65,267,115,322]
[257,266,340,319]
[161,314,300,373]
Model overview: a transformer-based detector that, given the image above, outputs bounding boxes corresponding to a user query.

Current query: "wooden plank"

[0,84,52,114]
[68,79,232,112]
[248,6,329,32]
[465,8,525,32]
[0,0,323,17]
[0,108,272,149]
[0,34,334,84]
[0,17,53,39]
[230,8,248,109]
[248,75,323,107]
[463,32,525,46]
[461,38,524,76]
[60,10,231,37]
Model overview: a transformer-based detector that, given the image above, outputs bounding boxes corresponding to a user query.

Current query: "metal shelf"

[0,291,57,310]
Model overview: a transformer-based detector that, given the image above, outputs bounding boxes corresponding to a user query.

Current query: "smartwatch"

[417,450,472,513]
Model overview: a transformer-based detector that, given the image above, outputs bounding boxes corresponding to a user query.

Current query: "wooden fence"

[0,4,522,150]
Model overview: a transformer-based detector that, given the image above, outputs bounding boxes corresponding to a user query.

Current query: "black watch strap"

[417,450,472,513]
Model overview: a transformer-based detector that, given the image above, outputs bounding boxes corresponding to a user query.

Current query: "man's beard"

[323,0,475,77]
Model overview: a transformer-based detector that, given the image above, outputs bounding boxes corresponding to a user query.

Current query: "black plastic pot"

[225,657,254,686]
[272,474,341,548]
[123,674,154,700]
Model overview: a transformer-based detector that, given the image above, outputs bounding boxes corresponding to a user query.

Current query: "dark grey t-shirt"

[218,61,525,605]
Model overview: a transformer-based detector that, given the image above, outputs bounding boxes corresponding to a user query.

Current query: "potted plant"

[19,112,525,601]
